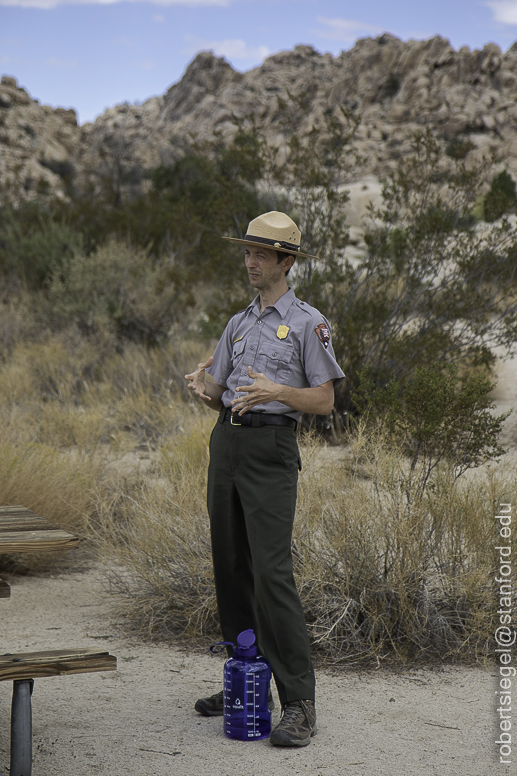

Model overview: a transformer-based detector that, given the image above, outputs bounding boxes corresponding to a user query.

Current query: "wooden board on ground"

[0,648,117,681]
[0,506,80,554]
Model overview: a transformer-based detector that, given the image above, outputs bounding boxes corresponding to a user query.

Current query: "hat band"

[244,234,300,252]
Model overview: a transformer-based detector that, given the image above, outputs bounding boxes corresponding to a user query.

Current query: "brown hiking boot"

[270,699,317,746]
[195,688,275,717]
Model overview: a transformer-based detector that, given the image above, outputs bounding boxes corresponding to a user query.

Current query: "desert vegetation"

[1,104,516,664]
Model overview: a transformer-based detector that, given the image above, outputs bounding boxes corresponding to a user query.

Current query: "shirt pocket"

[258,341,294,383]
[231,338,246,367]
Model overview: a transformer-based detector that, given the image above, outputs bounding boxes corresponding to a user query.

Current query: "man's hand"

[232,366,335,416]
[231,366,280,415]
[185,356,215,401]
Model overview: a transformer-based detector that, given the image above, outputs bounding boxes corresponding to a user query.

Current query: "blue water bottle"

[211,629,272,741]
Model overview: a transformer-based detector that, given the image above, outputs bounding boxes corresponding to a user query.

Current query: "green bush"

[47,240,194,343]
[483,169,517,221]
[353,364,511,489]
[321,131,517,417]
[0,202,82,288]
[445,137,474,160]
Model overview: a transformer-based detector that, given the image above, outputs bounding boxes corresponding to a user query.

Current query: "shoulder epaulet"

[229,306,250,322]
[294,299,314,316]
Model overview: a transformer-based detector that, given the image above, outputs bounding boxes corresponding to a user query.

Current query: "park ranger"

[185,211,344,747]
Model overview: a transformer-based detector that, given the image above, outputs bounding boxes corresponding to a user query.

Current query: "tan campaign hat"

[223,211,319,260]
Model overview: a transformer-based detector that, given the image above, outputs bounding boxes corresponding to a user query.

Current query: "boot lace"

[281,700,315,731]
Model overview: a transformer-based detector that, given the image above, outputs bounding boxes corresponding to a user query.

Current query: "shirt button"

[251,346,256,351]
[257,320,263,325]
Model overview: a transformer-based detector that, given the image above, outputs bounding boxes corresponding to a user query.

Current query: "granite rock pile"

[2,34,517,201]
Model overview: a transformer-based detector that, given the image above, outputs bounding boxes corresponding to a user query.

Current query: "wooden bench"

[1,648,117,776]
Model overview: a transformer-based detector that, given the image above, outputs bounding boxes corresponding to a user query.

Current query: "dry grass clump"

[90,420,515,664]
[89,412,218,642]
[0,329,212,570]
[294,426,514,664]
[0,440,103,573]
[0,331,211,452]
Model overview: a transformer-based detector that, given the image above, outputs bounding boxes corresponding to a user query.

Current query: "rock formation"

[0,75,81,201]
[2,34,517,201]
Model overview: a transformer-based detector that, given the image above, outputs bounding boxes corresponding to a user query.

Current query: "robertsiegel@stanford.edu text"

[495,502,514,766]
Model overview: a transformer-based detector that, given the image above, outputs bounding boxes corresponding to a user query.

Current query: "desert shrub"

[445,137,474,160]
[483,169,517,222]
[0,201,82,288]
[47,239,194,343]
[5,104,516,399]
[0,290,51,360]
[324,132,517,416]
[89,421,515,663]
[354,364,511,485]
[294,426,513,663]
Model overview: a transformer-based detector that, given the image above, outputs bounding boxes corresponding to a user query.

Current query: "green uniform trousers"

[206,410,315,706]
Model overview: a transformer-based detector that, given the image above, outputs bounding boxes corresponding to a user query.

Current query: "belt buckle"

[230,412,242,426]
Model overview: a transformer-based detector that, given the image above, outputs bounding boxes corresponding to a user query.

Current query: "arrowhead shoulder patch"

[314,322,330,349]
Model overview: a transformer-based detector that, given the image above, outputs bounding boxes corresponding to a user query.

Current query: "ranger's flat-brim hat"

[223,211,319,260]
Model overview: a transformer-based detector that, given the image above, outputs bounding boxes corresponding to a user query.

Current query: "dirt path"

[0,561,505,776]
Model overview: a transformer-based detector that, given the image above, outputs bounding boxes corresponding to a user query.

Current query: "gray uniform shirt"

[206,288,345,421]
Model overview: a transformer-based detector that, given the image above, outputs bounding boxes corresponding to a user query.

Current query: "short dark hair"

[275,250,295,276]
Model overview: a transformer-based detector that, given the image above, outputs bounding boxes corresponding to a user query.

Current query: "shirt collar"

[246,288,295,320]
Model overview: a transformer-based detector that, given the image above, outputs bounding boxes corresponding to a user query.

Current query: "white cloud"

[185,36,270,61]
[0,0,229,7]
[486,1,517,24]
[316,17,383,42]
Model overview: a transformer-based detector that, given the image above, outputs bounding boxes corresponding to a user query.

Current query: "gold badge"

[276,325,290,340]
[233,335,244,343]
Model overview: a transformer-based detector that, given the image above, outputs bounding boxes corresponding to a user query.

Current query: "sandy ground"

[0,560,508,776]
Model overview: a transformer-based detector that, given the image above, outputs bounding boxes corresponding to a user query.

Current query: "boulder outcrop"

[0,75,81,201]
[2,34,517,201]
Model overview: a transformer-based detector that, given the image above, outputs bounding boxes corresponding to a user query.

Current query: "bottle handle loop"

[209,641,234,654]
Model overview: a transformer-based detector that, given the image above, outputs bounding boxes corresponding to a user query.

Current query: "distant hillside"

[2,34,517,201]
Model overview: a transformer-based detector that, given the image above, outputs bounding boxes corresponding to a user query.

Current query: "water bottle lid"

[235,629,258,657]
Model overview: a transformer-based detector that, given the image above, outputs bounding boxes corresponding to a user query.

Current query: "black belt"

[222,408,297,429]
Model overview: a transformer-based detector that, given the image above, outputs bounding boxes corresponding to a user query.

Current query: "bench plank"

[0,506,63,532]
[0,530,80,554]
[0,515,60,532]
[0,649,116,682]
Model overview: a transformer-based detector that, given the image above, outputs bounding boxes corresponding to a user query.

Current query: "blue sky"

[1,0,517,124]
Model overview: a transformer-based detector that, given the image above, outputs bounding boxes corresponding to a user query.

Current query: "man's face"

[244,245,293,290]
